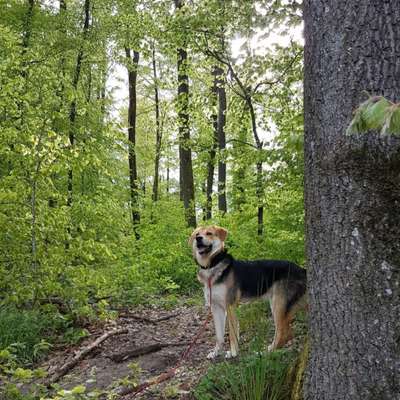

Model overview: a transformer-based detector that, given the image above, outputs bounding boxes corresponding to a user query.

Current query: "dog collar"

[199,251,233,270]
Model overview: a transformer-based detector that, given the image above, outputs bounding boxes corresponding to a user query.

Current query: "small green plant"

[0,346,48,400]
[62,327,89,345]
[194,351,293,400]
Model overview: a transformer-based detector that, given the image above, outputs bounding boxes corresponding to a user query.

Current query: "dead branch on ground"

[46,327,128,385]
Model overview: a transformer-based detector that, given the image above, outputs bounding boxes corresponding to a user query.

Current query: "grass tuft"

[194,350,293,400]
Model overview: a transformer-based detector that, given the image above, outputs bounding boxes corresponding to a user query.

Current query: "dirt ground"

[41,304,217,399]
[39,301,307,399]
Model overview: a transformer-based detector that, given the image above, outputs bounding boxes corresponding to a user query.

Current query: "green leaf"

[71,385,86,394]
[383,105,400,135]
[362,97,390,129]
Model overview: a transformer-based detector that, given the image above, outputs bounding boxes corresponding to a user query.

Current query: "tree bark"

[175,0,196,227]
[152,45,162,202]
[216,66,227,214]
[248,100,263,236]
[125,48,140,239]
[304,1,400,399]
[67,0,90,209]
[205,66,219,220]
[21,0,35,78]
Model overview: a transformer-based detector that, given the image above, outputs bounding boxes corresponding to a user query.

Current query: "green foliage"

[347,95,400,135]
[0,5,304,400]
[0,345,48,400]
[0,307,59,364]
[194,351,293,400]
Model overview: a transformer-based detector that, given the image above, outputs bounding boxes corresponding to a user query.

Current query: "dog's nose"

[196,236,203,243]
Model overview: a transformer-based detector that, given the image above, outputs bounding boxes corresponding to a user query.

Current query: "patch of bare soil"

[41,304,216,399]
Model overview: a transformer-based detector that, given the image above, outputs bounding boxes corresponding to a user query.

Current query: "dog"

[189,225,307,359]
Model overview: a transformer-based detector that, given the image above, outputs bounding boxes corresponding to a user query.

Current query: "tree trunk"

[125,48,140,239]
[304,1,400,399]
[248,100,263,236]
[152,45,162,203]
[67,0,90,208]
[256,160,263,236]
[175,0,196,228]
[205,66,219,220]
[21,0,35,69]
[216,66,227,214]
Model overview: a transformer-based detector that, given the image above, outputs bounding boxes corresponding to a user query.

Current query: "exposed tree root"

[118,311,180,324]
[108,341,190,363]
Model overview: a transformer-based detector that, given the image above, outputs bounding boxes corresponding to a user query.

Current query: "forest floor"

[40,303,217,399]
[39,301,306,399]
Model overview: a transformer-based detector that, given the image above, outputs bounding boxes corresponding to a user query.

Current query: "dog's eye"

[206,232,212,236]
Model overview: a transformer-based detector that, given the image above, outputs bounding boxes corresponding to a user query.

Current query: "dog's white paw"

[225,350,238,359]
[267,344,275,352]
[207,349,220,359]
[207,345,224,359]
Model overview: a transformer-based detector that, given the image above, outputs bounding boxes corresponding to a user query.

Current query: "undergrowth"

[194,350,294,400]
[0,307,63,365]
[194,298,306,400]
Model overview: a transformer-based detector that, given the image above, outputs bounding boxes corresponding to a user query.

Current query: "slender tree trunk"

[166,164,170,194]
[304,1,400,399]
[67,0,90,208]
[248,100,263,236]
[55,0,67,107]
[255,161,263,236]
[21,0,35,65]
[125,48,140,239]
[175,0,196,228]
[231,108,248,212]
[152,45,162,202]
[205,66,219,220]
[216,66,227,214]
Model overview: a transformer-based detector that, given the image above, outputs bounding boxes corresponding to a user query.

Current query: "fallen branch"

[46,328,128,385]
[118,311,179,324]
[108,342,190,363]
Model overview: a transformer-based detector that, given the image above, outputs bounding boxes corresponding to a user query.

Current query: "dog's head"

[188,225,228,267]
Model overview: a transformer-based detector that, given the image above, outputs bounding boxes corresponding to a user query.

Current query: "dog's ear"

[215,226,228,242]
[188,227,201,246]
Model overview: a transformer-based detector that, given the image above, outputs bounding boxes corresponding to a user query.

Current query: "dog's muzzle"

[196,237,212,255]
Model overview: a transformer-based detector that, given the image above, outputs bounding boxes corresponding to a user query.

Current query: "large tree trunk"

[125,48,140,239]
[216,66,227,214]
[304,1,400,399]
[175,0,196,228]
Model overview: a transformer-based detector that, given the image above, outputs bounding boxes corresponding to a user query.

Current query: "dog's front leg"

[226,305,239,358]
[207,304,226,359]
[203,286,210,307]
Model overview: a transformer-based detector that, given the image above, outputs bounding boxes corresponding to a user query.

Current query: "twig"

[46,328,128,385]
[108,342,190,363]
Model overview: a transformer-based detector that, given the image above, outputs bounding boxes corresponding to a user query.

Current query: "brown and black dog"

[189,225,307,359]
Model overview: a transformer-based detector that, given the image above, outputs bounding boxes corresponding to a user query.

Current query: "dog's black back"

[234,259,305,295]
[213,252,306,314]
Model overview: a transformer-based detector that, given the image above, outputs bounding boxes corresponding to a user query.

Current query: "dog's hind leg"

[268,290,292,351]
[226,305,239,358]
[208,304,226,359]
